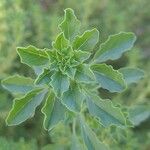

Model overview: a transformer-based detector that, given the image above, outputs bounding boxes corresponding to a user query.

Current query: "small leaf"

[59,8,81,42]
[62,82,85,112]
[91,64,126,92]
[86,93,126,127]
[1,75,34,94]
[74,50,91,62]
[73,29,99,51]
[94,32,136,63]
[80,116,109,150]
[35,69,53,85]
[6,89,47,125]
[75,64,95,83]
[53,32,69,52]
[42,92,66,130]
[129,104,150,126]
[119,68,144,85]
[50,71,70,96]
[17,45,49,67]
[65,67,76,79]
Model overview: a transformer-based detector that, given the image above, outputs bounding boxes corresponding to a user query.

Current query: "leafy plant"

[1,8,144,149]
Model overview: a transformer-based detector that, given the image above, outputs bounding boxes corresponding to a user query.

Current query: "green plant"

[1,8,144,149]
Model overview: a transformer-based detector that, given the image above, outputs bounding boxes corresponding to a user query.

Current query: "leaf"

[59,8,81,42]
[74,50,91,62]
[6,88,47,125]
[62,83,85,112]
[35,69,53,85]
[119,68,144,85]
[91,64,126,92]
[75,64,95,83]
[80,116,109,150]
[53,32,69,52]
[86,93,126,127]
[73,29,99,51]
[71,132,82,150]
[17,45,49,67]
[65,67,76,79]
[50,71,70,96]
[1,75,34,94]
[129,104,150,126]
[94,32,136,63]
[42,92,66,130]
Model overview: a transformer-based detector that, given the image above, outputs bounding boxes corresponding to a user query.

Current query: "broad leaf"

[119,68,144,85]
[91,64,126,92]
[50,71,70,96]
[75,64,95,83]
[94,32,136,63]
[86,93,126,127]
[6,89,47,125]
[80,116,109,150]
[73,29,99,51]
[42,92,66,130]
[62,83,85,112]
[129,104,150,126]
[59,8,81,42]
[1,75,34,94]
[35,69,53,85]
[74,50,91,62]
[53,32,69,52]
[17,45,49,66]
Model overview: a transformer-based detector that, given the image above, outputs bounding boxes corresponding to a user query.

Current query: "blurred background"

[0,0,149,149]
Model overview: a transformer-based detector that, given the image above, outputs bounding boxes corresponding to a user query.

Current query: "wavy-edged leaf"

[129,104,150,126]
[94,32,136,63]
[35,69,53,85]
[86,93,126,127]
[80,116,109,150]
[75,64,95,83]
[74,50,91,63]
[62,82,85,112]
[50,71,70,96]
[53,32,69,52]
[119,67,144,85]
[73,29,99,51]
[42,92,66,130]
[6,88,47,125]
[17,45,49,67]
[1,75,34,94]
[91,64,126,92]
[59,8,81,42]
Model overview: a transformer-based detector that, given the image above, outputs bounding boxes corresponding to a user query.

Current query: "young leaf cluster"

[1,8,144,150]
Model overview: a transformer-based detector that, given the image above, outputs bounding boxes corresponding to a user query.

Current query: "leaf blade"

[91,64,126,92]
[94,32,136,63]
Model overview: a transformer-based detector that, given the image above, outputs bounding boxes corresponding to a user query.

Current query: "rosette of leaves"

[1,8,144,150]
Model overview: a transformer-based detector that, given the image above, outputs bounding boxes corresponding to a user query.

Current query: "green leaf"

[1,75,34,94]
[94,32,136,63]
[119,68,144,85]
[74,50,91,62]
[129,104,150,126]
[53,32,69,52]
[50,71,70,96]
[17,45,49,67]
[65,67,76,79]
[35,69,53,85]
[75,64,95,83]
[62,82,85,112]
[86,93,126,127]
[6,89,47,125]
[73,29,99,51]
[42,92,66,130]
[71,132,82,150]
[91,64,126,92]
[59,8,81,42]
[80,116,109,150]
